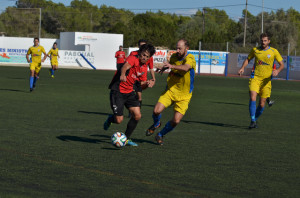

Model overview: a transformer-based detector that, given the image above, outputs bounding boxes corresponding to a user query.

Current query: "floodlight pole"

[39,8,41,38]
[243,0,248,47]
[262,0,264,33]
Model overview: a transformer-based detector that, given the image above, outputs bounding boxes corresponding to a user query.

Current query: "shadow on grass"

[211,101,247,106]
[91,134,157,145]
[78,110,110,116]
[181,120,247,129]
[7,77,25,80]
[142,103,155,108]
[0,88,27,93]
[57,135,111,145]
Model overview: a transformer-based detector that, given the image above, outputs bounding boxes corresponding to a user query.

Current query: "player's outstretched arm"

[120,63,132,82]
[163,61,191,72]
[42,52,47,62]
[149,69,156,87]
[26,54,30,63]
[238,59,249,76]
[272,60,284,77]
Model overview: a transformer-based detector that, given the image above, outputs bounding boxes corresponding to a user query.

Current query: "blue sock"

[158,121,174,137]
[51,69,54,75]
[152,113,162,127]
[33,76,37,86]
[29,76,34,89]
[249,100,256,121]
[255,106,265,121]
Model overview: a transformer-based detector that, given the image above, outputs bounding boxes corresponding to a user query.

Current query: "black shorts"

[116,63,124,71]
[110,90,140,116]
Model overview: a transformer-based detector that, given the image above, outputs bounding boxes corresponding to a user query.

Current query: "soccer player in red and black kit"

[115,45,126,70]
[129,39,156,109]
[103,44,156,146]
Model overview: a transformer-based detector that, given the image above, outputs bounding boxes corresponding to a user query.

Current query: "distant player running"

[103,44,156,146]
[26,37,47,92]
[146,39,196,145]
[238,33,284,129]
[47,42,60,78]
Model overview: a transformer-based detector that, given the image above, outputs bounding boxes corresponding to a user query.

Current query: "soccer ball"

[111,132,127,148]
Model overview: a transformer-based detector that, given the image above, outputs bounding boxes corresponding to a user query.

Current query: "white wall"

[60,32,85,51]
[73,32,123,70]
[0,37,57,66]
[0,32,123,70]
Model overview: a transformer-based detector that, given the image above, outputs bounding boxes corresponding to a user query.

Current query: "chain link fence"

[200,42,298,56]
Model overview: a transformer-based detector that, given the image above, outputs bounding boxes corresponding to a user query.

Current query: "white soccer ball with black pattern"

[111,132,127,148]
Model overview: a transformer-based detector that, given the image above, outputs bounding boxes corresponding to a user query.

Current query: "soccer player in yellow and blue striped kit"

[239,33,284,129]
[26,37,47,92]
[146,39,196,145]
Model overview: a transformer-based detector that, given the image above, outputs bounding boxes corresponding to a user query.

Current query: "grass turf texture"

[0,66,299,198]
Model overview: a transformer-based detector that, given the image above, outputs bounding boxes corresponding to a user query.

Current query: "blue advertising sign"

[200,51,227,66]
[0,48,28,63]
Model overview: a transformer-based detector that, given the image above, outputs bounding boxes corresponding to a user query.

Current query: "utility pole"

[202,8,205,40]
[243,0,248,47]
[39,8,41,38]
[262,0,264,33]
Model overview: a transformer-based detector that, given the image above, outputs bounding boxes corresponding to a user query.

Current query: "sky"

[1,0,300,21]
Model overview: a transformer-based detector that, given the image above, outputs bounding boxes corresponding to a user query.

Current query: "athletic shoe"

[51,75,55,78]
[126,139,138,146]
[32,84,36,90]
[30,88,33,92]
[146,122,161,136]
[155,134,164,145]
[103,115,113,131]
[249,121,258,129]
[267,100,275,107]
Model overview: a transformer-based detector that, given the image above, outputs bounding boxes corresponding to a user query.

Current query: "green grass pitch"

[0,66,299,198]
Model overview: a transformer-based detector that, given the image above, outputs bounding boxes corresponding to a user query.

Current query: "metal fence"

[200,42,298,56]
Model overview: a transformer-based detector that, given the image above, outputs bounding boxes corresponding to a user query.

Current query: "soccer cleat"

[32,84,36,90]
[249,121,258,129]
[126,139,138,146]
[267,99,275,107]
[30,88,34,92]
[146,122,161,136]
[103,115,113,131]
[51,75,55,78]
[155,134,164,145]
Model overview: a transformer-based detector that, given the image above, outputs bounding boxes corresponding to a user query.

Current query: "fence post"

[286,56,289,80]
[226,42,229,52]
[225,53,229,77]
[198,41,201,74]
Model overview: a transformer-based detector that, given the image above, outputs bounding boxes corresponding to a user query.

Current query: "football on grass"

[111,132,127,148]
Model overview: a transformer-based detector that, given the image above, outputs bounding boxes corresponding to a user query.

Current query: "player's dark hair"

[53,42,57,45]
[34,37,39,41]
[138,39,148,47]
[138,44,156,57]
[179,39,189,47]
[260,33,270,40]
